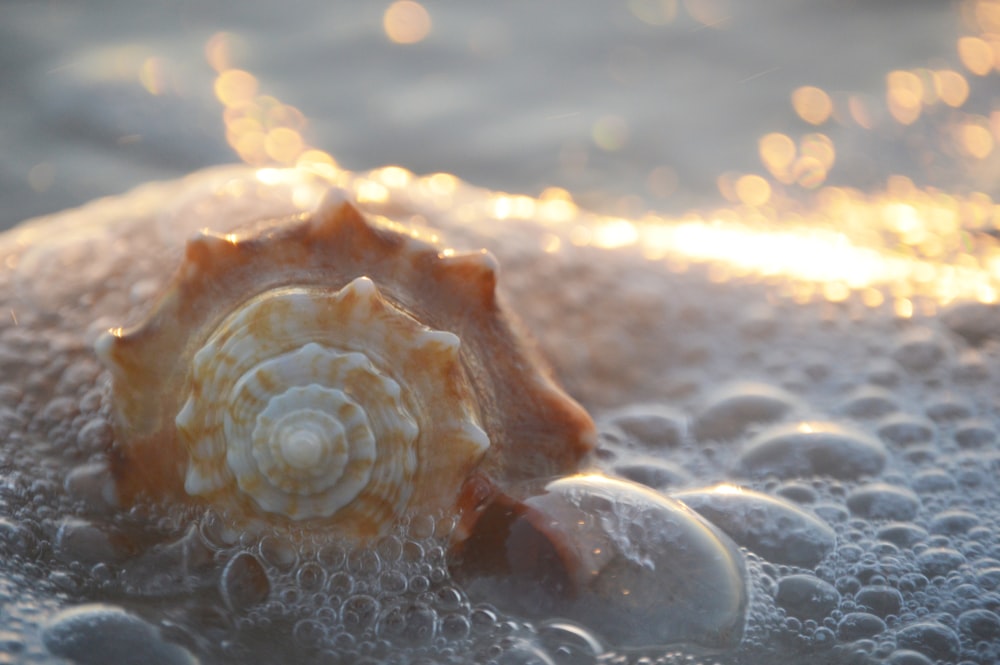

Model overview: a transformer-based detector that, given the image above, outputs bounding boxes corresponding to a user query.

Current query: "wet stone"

[853,585,903,618]
[774,574,840,621]
[837,612,886,641]
[673,485,835,568]
[219,552,270,613]
[845,483,920,521]
[737,422,887,480]
[41,604,198,665]
[692,382,800,442]
[895,621,961,662]
[876,414,935,447]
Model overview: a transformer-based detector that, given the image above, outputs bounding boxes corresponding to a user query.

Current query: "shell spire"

[97,192,595,539]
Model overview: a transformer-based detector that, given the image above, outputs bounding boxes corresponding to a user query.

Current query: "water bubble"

[439,613,471,641]
[895,621,961,662]
[916,547,966,579]
[293,618,327,650]
[876,414,935,446]
[775,575,840,621]
[692,382,801,442]
[379,570,408,596]
[854,585,903,618]
[954,420,997,448]
[839,386,899,419]
[675,485,835,567]
[837,612,886,641]
[342,595,379,636]
[220,552,270,613]
[347,549,381,577]
[929,509,979,535]
[891,328,947,372]
[884,650,934,665]
[327,571,354,596]
[296,561,327,593]
[318,542,347,569]
[258,535,297,571]
[738,422,887,480]
[54,518,125,565]
[375,601,437,646]
[846,483,920,521]
[598,403,685,448]
[41,604,197,665]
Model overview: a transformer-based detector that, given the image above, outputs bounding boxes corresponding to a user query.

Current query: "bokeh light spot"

[138,57,168,96]
[735,174,771,207]
[628,0,678,25]
[264,127,304,164]
[886,70,923,125]
[791,86,832,125]
[214,69,258,108]
[384,1,432,45]
[935,70,970,108]
[592,116,629,151]
[959,119,994,159]
[958,36,994,76]
[759,133,796,181]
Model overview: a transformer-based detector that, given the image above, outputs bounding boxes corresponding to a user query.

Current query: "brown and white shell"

[95,193,595,540]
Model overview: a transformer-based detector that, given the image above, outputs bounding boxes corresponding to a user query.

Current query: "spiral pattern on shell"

[96,193,595,539]
[177,278,488,526]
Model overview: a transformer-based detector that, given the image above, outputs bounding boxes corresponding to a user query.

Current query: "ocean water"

[0,0,971,227]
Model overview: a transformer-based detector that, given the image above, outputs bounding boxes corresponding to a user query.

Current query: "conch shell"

[96,192,595,539]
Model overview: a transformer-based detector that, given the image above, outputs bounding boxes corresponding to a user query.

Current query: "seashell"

[95,193,595,539]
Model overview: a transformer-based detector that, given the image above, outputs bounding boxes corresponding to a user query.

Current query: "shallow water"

[2,2,1000,665]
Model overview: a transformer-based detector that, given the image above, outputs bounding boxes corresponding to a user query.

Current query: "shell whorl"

[96,193,595,538]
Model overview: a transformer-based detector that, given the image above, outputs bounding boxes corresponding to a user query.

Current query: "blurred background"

[1,0,996,229]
